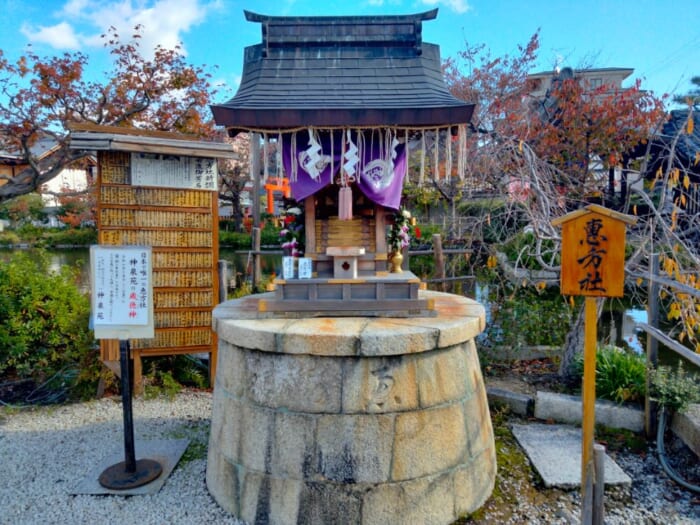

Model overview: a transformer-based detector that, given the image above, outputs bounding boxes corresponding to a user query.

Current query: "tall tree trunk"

[559,298,602,377]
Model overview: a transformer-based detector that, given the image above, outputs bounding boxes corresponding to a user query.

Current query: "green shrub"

[14,223,43,242]
[572,345,647,404]
[261,220,282,246]
[649,361,700,413]
[219,230,252,249]
[141,355,208,399]
[0,249,98,400]
[481,284,573,349]
[0,231,21,246]
[501,231,560,270]
[44,227,97,246]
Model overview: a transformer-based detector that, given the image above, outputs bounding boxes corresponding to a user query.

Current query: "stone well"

[206,290,496,525]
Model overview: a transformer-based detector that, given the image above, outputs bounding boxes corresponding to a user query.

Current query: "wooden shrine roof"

[211,9,475,131]
[68,123,237,159]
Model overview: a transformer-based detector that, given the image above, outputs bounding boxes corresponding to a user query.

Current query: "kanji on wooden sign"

[552,204,637,298]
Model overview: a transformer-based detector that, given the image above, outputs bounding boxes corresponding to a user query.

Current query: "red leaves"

[0,24,216,201]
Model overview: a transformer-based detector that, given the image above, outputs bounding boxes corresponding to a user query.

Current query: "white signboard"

[90,245,154,339]
[297,258,312,279]
[282,256,296,279]
[131,153,217,191]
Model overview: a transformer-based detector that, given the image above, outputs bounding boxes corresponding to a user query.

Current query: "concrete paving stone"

[72,439,189,496]
[671,403,700,458]
[535,391,644,432]
[487,386,533,416]
[511,423,632,489]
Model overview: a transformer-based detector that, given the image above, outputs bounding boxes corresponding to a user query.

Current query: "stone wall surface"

[207,291,495,525]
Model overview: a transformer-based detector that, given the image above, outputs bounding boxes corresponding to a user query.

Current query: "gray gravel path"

[1,390,698,524]
[0,391,241,525]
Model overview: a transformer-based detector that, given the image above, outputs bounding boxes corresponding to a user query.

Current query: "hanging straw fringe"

[276,132,283,181]
[419,131,426,186]
[290,131,298,182]
[330,130,334,179]
[457,125,466,181]
[279,124,464,190]
[262,133,269,182]
[433,128,439,180]
[404,129,410,184]
[445,129,452,182]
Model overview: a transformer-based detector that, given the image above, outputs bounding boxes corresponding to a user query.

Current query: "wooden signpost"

[552,204,636,525]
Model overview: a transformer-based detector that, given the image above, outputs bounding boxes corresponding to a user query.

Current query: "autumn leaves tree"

[442,35,698,367]
[0,26,215,203]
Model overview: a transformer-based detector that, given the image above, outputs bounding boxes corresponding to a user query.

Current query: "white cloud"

[62,0,91,16]
[420,0,471,14]
[23,0,218,56]
[20,21,82,50]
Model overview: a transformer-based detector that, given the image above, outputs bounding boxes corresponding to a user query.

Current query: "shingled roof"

[211,9,474,131]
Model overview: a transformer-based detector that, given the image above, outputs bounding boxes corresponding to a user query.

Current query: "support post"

[252,227,262,290]
[98,340,162,489]
[581,296,597,525]
[593,443,606,525]
[645,253,659,438]
[432,233,446,292]
[218,260,228,304]
[251,133,261,228]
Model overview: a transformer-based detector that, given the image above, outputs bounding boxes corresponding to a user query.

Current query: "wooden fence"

[634,253,700,437]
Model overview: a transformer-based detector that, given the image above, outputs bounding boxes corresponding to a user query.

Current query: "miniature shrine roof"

[211,9,475,132]
[68,123,237,159]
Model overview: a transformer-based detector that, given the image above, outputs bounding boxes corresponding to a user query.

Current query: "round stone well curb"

[206,290,496,525]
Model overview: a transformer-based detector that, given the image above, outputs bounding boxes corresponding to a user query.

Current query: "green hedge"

[219,222,282,249]
[0,226,97,247]
[0,249,99,401]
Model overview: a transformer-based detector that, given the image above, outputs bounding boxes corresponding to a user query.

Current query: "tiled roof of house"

[212,9,474,131]
[642,109,700,180]
[660,110,700,170]
[0,137,59,164]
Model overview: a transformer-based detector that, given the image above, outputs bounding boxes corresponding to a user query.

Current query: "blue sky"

[1,0,699,107]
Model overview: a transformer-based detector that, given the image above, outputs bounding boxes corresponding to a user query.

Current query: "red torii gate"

[264,176,291,214]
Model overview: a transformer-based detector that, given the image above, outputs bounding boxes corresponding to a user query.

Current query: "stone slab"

[511,423,631,489]
[72,439,189,495]
[213,290,485,357]
[487,386,533,416]
[671,403,700,458]
[535,391,644,432]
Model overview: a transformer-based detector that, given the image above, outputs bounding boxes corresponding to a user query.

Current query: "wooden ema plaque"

[97,150,218,388]
[553,205,636,298]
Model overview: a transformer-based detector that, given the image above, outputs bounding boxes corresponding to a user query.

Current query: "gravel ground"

[1,390,698,525]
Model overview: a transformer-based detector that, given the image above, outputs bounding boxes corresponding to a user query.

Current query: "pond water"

[0,247,690,370]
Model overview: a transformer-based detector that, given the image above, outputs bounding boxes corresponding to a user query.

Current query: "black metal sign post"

[98,340,162,489]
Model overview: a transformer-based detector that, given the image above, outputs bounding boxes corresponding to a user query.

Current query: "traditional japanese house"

[212,9,475,315]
